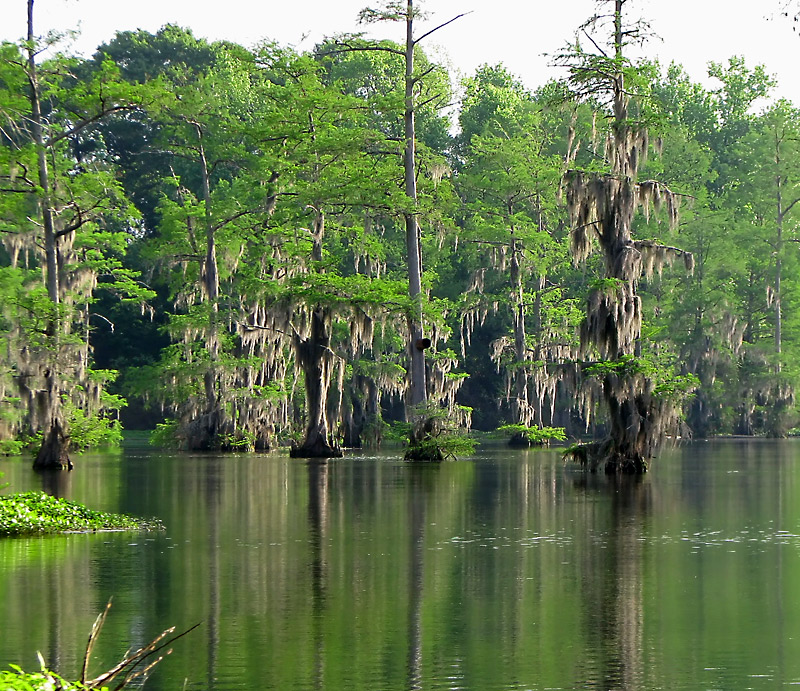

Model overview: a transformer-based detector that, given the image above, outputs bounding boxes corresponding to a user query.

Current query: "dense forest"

[2,0,799,470]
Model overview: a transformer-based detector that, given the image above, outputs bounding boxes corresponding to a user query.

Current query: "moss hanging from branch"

[560,0,695,473]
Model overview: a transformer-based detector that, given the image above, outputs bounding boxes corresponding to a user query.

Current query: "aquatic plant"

[0,491,162,536]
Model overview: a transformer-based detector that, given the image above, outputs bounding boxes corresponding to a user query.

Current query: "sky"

[5,0,800,107]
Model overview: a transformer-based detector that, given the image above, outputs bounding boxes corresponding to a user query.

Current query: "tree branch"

[324,40,404,58]
[48,104,139,146]
[782,195,800,217]
[410,63,438,85]
[413,12,471,45]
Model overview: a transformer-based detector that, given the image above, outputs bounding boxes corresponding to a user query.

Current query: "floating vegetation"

[0,491,163,537]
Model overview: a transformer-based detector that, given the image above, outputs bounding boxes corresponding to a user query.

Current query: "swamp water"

[2,438,800,690]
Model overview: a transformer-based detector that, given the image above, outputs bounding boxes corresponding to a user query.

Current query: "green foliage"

[0,439,26,456]
[0,491,162,536]
[0,665,105,691]
[496,424,567,444]
[149,419,181,449]
[584,355,699,401]
[64,403,124,452]
[583,355,650,379]
[588,278,626,294]
[653,373,701,399]
[2,5,797,453]
[219,430,257,450]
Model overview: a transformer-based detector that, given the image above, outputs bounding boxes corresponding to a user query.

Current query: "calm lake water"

[2,438,800,690]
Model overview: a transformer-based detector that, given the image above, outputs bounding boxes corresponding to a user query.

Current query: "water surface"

[2,439,800,689]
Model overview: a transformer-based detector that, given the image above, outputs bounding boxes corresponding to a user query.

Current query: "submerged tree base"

[507,433,534,448]
[179,411,273,452]
[564,439,648,474]
[289,437,343,459]
[404,442,445,462]
[33,420,73,471]
[497,425,567,449]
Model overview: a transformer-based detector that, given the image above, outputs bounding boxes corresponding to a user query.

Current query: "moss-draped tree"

[0,1,151,468]
[561,0,695,472]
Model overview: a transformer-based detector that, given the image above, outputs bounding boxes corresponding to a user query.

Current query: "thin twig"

[81,599,112,683]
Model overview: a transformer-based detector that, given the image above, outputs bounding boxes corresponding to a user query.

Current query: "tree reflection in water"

[307,459,329,690]
[572,473,651,689]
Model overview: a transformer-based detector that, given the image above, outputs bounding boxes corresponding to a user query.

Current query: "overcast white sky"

[5,0,800,107]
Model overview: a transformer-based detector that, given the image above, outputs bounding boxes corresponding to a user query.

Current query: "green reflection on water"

[1,441,800,689]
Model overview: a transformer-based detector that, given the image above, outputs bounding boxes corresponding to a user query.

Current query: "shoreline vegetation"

[0,490,163,537]
[0,664,107,691]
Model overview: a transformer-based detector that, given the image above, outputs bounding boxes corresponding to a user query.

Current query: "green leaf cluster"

[0,666,105,691]
[0,491,162,536]
[496,424,567,444]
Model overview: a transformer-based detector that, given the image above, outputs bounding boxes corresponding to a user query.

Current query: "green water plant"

[0,491,162,537]
[0,662,103,690]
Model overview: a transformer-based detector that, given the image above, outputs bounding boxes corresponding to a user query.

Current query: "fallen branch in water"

[78,600,200,690]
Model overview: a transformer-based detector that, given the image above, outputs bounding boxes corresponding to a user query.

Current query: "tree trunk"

[180,123,229,451]
[291,307,342,459]
[775,168,783,369]
[27,0,70,470]
[509,229,531,444]
[34,420,72,470]
[198,124,221,412]
[342,381,365,448]
[565,0,692,473]
[401,0,440,460]
[404,0,427,416]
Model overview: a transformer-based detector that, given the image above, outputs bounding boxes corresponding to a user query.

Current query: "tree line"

[2,0,798,470]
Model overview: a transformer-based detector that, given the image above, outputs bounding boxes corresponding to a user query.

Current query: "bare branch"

[782,195,800,217]
[581,27,609,58]
[413,12,471,45]
[89,313,115,332]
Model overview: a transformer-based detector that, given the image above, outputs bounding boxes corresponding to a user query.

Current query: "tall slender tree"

[560,0,695,472]
[1,1,149,468]
[354,0,467,458]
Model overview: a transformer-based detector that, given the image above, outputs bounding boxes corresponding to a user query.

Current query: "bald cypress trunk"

[403,0,428,430]
[400,0,442,461]
[27,0,70,470]
[290,208,342,459]
[564,0,693,473]
[182,124,228,451]
[291,307,342,459]
[508,230,533,447]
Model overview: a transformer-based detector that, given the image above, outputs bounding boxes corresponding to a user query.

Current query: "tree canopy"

[3,0,800,470]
